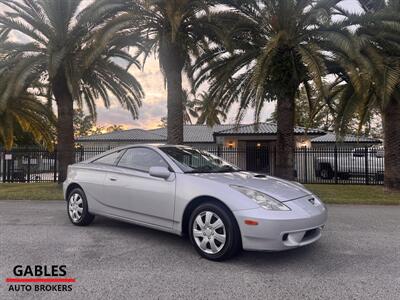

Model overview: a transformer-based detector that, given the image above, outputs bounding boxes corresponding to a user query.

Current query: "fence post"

[80,147,84,162]
[365,147,369,185]
[10,151,14,183]
[6,151,10,182]
[303,147,308,183]
[272,145,276,176]
[2,151,5,183]
[334,146,338,184]
[53,149,57,183]
[27,155,31,183]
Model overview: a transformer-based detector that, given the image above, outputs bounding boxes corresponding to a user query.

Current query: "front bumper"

[234,196,327,251]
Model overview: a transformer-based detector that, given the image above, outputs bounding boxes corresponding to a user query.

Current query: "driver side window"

[117,148,169,172]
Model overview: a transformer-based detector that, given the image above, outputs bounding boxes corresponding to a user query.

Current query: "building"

[77,122,381,149]
[310,132,382,148]
[76,123,325,149]
[76,123,381,173]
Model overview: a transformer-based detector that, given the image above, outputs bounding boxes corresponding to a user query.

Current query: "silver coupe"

[63,145,327,261]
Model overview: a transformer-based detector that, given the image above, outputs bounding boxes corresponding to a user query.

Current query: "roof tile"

[214,123,324,135]
[311,132,381,143]
[77,123,378,144]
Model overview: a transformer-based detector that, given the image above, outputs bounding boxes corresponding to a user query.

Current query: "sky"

[1,0,363,130]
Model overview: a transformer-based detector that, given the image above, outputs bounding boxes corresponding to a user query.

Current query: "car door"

[104,147,176,229]
[86,149,125,212]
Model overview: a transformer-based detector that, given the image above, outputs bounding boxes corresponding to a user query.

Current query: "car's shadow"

[89,216,323,267]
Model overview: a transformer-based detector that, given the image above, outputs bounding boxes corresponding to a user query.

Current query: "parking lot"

[0,201,399,300]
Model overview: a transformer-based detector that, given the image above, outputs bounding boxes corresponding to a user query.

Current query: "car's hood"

[188,171,312,202]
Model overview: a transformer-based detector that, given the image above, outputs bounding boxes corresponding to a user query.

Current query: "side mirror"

[149,166,171,179]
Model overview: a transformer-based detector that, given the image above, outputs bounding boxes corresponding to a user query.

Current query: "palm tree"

[158,89,200,127]
[0,90,55,151]
[106,125,124,132]
[182,89,198,125]
[86,0,219,144]
[193,92,227,126]
[267,84,336,132]
[327,0,400,192]
[193,0,341,180]
[0,0,144,182]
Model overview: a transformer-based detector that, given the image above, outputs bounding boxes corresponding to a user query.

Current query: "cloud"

[94,56,168,129]
[95,55,276,128]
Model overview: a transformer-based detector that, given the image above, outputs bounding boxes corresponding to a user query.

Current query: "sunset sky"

[1,0,363,130]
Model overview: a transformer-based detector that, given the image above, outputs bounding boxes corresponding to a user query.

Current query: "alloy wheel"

[192,211,226,254]
[69,193,83,223]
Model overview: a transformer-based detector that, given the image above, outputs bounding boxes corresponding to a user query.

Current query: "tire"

[319,165,334,179]
[67,188,95,226]
[188,202,241,261]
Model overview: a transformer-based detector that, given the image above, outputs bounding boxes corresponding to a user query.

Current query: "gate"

[1,149,57,183]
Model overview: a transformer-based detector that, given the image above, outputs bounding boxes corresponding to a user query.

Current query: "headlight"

[231,185,290,211]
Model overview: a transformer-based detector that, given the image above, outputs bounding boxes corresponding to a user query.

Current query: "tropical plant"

[193,0,341,179]
[193,92,227,126]
[181,90,199,124]
[106,125,125,132]
[267,84,336,132]
[73,109,95,137]
[158,116,168,128]
[327,0,400,191]
[0,0,144,182]
[158,90,215,127]
[0,91,55,151]
[85,0,220,144]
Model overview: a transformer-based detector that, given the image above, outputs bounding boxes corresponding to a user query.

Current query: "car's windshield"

[160,147,241,173]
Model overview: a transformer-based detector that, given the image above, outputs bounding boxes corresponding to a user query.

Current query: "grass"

[0,183,63,200]
[305,184,400,205]
[0,183,399,205]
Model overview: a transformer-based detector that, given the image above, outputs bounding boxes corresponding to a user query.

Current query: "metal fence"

[294,147,384,185]
[1,146,107,183]
[0,145,384,185]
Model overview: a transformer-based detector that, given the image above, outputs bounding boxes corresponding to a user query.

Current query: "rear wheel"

[188,202,241,261]
[67,188,95,226]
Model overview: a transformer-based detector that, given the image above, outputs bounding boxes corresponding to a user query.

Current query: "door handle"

[109,177,117,181]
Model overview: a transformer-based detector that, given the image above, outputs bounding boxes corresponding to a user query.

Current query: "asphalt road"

[0,201,399,300]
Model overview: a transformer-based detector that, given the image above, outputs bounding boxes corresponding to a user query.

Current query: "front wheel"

[67,188,95,226]
[188,202,241,261]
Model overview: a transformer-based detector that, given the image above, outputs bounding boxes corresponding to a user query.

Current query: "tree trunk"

[275,90,296,180]
[52,72,75,183]
[162,43,185,145]
[166,67,184,144]
[383,98,400,192]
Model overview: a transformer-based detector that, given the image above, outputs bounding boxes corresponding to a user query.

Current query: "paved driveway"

[0,201,399,300]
